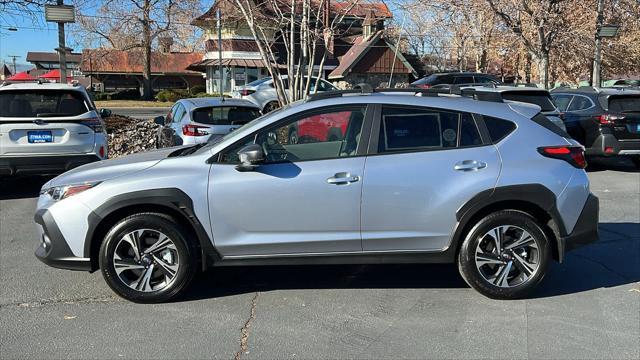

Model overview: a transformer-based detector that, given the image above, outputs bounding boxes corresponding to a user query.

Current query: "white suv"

[0,82,108,176]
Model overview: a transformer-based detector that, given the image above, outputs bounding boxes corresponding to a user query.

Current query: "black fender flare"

[450,184,566,258]
[83,188,217,271]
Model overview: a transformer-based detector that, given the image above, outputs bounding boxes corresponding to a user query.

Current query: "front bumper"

[0,154,100,176]
[586,134,640,156]
[34,208,92,271]
[558,193,599,261]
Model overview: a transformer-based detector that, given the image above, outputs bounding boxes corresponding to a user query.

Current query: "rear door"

[0,89,96,156]
[606,95,640,140]
[361,105,500,251]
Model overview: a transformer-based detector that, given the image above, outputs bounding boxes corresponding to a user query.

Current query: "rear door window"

[551,94,573,111]
[0,90,89,118]
[484,117,516,143]
[567,95,593,111]
[378,106,482,153]
[192,106,261,125]
[502,91,557,111]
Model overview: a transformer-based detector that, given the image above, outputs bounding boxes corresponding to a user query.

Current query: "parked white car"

[154,97,261,148]
[0,82,109,176]
[231,76,338,113]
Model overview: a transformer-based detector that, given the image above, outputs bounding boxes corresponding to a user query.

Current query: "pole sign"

[45,5,76,23]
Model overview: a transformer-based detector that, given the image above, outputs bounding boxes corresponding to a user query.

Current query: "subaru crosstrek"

[34,88,599,302]
[0,82,108,176]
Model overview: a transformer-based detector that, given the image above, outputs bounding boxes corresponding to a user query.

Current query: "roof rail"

[306,85,505,103]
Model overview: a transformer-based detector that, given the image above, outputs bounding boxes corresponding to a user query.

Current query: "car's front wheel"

[99,213,197,303]
[457,210,551,299]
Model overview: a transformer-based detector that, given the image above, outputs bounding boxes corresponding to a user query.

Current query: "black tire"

[630,156,640,169]
[99,212,197,303]
[457,210,551,300]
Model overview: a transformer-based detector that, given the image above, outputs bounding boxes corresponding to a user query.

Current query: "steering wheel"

[260,132,288,162]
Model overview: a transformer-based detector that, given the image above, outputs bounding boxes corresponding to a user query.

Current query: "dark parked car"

[550,87,640,167]
[412,72,501,89]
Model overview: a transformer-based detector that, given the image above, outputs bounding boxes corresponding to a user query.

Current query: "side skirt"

[213,249,456,267]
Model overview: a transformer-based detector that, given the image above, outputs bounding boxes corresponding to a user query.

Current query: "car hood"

[46,147,183,187]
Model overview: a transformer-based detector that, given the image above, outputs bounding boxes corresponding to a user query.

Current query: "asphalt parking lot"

[0,158,638,359]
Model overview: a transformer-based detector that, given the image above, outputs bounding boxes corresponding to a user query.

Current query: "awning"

[39,69,72,81]
[187,58,285,71]
[6,71,36,81]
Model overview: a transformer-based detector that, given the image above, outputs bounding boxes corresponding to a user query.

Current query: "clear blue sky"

[1,20,65,70]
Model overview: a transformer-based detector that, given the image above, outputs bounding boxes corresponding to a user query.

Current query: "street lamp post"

[45,1,76,83]
[591,0,619,88]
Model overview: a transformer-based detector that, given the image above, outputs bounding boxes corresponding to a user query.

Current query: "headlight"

[40,182,100,201]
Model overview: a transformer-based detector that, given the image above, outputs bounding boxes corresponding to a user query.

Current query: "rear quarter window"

[531,113,571,138]
[484,117,516,143]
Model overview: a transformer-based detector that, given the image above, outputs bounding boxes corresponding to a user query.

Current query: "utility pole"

[7,55,20,74]
[592,0,604,88]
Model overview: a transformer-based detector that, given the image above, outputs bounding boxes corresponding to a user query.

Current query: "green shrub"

[155,89,189,102]
[189,85,206,96]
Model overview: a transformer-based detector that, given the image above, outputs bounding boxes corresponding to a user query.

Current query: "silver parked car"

[0,82,109,176]
[154,97,261,148]
[35,88,599,303]
[230,76,338,113]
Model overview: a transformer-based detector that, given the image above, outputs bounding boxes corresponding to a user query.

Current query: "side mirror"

[235,144,265,172]
[99,108,112,118]
[153,116,166,126]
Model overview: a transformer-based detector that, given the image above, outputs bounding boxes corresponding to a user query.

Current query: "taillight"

[598,113,625,125]
[182,124,209,136]
[538,146,587,169]
[416,84,431,89]
[80,117,104,133]
[240,89,255,96]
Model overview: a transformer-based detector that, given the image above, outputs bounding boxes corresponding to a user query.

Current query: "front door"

[208,105,370,257]
[361,105,501,251]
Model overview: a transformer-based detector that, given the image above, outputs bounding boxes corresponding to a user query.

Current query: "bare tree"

[232,0,361,106]
[485,0,569,89]
[75,0,201,99]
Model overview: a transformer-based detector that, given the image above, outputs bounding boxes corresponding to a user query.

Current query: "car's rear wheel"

[263,101,280,113]
[630,156,640,169]
[99,213,197,303]
[457,210,551,299]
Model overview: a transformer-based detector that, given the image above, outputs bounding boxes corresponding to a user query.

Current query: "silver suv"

[0,82,108,176]
[34,88,599,303]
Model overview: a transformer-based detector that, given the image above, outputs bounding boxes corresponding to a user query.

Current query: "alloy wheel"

[474,225,541,288]
[112,229,180,292]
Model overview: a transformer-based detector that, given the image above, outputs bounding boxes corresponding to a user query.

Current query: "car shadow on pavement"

[0,176,52,200]
[181,222,640,301]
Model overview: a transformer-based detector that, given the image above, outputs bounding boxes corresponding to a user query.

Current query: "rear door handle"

[454,160,487,172]
[327,172,360,185]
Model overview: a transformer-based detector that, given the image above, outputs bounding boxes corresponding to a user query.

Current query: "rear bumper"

[0,154,100,176]
[586,134,640,156]
[558,193,599,262]
[34,208,92,271]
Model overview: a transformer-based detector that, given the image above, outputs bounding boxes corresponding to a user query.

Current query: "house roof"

[193,0,392,26]
[81,49,203,75]
[186,58,286,71]
[26,51,82,64]
[328,31,417,79]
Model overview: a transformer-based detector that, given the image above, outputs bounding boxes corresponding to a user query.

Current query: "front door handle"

[327,172,360,185]
[454,160,487,172]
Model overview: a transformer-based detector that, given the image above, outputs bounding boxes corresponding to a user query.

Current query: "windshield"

[0,90,90,118]
[192,106,261,125]
[608,95,640,113]
[502,91,557,112]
